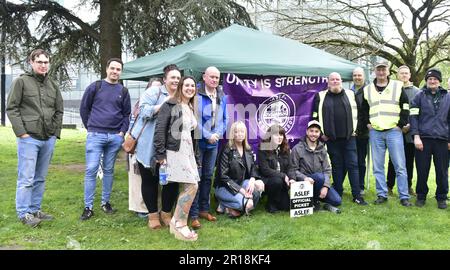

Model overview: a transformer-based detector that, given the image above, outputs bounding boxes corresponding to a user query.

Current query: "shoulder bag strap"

[131,87,162,138]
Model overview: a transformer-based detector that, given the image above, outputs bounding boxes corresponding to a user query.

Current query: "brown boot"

[160,211,172,226]
[191,218,201,230]
[148,213,161,230]
[199,211,217,222]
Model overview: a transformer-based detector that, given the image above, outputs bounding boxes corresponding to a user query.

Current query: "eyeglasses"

[35,61,49,65]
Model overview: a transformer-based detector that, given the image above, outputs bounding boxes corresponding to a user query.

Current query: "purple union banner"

[223,73,328,151]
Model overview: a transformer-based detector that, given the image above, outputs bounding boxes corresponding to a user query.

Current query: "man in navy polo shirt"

[79,58,131,220]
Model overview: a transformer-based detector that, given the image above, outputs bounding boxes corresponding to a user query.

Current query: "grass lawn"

[0,126,449,250]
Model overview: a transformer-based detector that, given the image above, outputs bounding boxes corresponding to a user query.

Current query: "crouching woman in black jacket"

[214,121,264,217]
[258,125,295,213]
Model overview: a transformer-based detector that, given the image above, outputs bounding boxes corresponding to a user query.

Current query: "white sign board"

[290,181,314,218]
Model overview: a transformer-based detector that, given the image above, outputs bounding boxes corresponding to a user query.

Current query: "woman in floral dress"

[154,76,200,241]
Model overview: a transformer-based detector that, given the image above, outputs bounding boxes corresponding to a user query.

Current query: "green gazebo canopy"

[122,24,359,81]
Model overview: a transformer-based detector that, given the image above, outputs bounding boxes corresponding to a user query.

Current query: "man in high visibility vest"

[386,65,420,197]
[410,68,449,209]
[361,60,412,207]
[313,72,368,205]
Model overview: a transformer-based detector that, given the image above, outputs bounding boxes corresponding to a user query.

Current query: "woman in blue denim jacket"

[127,78,162,219]
[131,64,181,230]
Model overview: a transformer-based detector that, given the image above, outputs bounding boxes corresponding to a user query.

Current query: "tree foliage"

[0,0,255,85]
[122,0,255,57]
[254,0,450,86]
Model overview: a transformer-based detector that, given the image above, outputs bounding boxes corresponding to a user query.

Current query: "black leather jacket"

[214,145,259,195]
[154,98,200,165]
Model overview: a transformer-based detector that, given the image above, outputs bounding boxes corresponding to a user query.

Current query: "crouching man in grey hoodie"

[289,120,342,213]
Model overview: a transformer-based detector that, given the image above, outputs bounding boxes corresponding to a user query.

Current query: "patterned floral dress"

[166,103,200,184]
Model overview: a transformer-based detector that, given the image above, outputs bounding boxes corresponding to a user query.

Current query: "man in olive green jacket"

[6,49,63,227]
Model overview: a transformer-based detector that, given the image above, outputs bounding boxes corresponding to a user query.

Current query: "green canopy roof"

[122,24,359,81]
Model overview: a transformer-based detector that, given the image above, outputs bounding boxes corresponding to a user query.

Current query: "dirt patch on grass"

[0,245,24,250]
[50,151,128,172]
[51,158,127,173]
[51,164,85,173]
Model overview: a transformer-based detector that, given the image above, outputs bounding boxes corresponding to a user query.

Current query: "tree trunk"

[1,19,6,126]
[411,73,422,88]
[99,0,122,79]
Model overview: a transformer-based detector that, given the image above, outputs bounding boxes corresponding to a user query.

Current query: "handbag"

[122,134,138,154]
[122,87,162,154]
[122,118,148,154]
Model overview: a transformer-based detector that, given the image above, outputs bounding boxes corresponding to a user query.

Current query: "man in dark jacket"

[79,58,131,220]
[290,120,342,213]
[410,68,450,209]
[313,72,367,205]
[352,67,369,194]
[7,49,64,227]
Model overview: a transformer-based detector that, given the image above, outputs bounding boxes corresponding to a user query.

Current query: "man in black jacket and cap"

[410,68,450,209]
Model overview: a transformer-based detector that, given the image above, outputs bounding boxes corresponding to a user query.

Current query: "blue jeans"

[16,136,56,219]
[84,132,123,209]
[369,128,409,200]
[189,146,218,218]
[326,137,361,198]
[309,173,342,206]
[215,180,262,211]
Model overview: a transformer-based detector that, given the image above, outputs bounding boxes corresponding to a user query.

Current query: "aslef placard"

[290,181,313,218]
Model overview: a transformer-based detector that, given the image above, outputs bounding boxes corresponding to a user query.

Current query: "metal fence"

[4,67,148,128]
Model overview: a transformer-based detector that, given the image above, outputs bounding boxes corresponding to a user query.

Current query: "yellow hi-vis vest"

[363,80,405,130]
[315,89,358,134]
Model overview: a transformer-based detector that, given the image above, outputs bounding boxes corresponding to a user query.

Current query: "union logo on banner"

[256,92,296,134]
